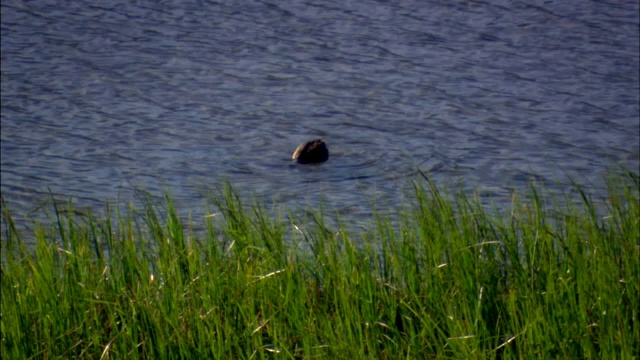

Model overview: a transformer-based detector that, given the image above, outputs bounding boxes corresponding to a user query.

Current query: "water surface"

[2,0,639,231]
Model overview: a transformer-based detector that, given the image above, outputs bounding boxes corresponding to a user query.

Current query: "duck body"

[292,138,329,164]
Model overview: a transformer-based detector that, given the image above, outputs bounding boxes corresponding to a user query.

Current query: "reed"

[1,172,638,359]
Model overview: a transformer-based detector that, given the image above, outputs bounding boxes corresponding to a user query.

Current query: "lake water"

[2,0,639,232]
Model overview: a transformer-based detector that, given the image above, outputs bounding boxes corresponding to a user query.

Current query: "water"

[2,0,639,231]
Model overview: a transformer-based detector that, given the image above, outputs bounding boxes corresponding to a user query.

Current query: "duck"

[292,138,329,164]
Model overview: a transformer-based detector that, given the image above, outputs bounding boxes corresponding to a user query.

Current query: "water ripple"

[1,0,638,233]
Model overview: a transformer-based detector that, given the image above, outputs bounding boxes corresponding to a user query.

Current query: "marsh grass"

[1,173,638,359]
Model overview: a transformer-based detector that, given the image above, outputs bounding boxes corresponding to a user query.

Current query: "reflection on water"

[1,0,638,231]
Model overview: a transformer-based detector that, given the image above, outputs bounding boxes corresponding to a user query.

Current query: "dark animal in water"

[292,139,329,164]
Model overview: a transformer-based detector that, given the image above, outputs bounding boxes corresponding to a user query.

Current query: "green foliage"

[1,173,638,359]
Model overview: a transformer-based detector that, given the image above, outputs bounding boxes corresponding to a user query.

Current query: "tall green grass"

[1,173,638,359]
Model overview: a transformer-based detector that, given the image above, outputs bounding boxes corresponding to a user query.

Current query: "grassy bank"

[1,173,638,359]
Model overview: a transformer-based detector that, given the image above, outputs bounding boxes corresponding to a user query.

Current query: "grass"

[1,172,638,359]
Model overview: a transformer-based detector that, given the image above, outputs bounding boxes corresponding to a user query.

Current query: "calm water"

[2,0,639,230]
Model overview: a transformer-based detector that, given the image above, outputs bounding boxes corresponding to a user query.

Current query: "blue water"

[1,0,638,232]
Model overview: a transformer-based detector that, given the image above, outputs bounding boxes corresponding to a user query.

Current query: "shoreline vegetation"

[1,172,638,359]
